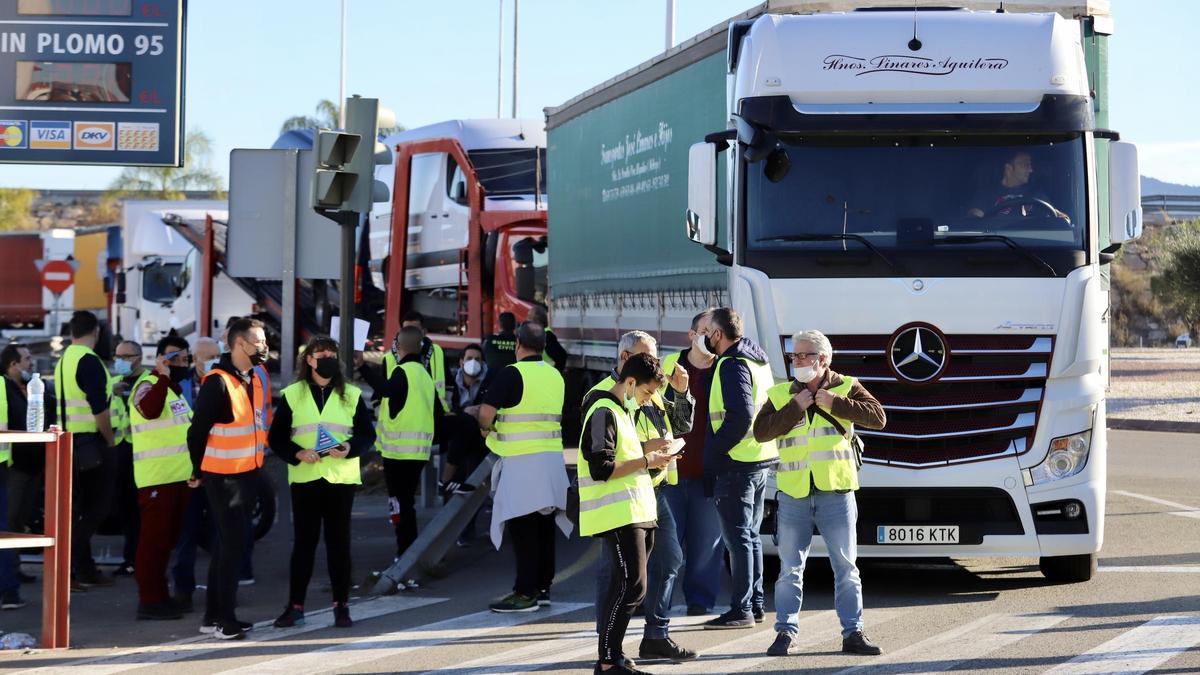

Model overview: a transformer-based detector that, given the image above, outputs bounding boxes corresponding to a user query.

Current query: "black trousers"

[509,511,557,598]
[203,471,256,626]
[383,458,425,557]
[115,440,140,563]
[71,447,116,575]
[289,479,356,606]
[598,525,655,665]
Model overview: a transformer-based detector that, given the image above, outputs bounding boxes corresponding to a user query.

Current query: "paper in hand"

[664,438,686,455]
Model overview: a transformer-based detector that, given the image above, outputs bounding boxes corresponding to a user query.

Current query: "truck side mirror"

[115,270,126,305]
[450,180,467,204]
[686,142,718,246]
[1108,141,1142,247]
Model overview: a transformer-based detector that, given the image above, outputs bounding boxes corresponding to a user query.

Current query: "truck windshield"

[469,149,546,197]
[744,134,1087,277]
[142,261,182,304]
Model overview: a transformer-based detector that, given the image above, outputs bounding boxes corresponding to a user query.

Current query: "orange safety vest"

[201,369,267,474]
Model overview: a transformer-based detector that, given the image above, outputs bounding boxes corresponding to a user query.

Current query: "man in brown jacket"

[753,329,886,658]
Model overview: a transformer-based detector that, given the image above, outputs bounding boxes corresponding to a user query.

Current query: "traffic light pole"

[338,210,358,378]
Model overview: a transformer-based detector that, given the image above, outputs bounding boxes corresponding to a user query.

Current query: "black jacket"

[704,337,779,476]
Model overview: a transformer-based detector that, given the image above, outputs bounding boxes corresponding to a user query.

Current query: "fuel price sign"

[0,0,184,166]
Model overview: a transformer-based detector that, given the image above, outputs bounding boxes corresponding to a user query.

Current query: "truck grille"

[783,334,1052,467]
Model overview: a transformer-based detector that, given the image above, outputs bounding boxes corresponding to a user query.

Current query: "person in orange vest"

[186,317,269,641]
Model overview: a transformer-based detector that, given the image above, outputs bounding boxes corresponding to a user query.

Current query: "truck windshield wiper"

[932,234,1058,277]
[757,233,898,272]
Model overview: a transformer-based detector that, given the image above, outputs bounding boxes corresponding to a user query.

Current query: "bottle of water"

[26,372,44,433]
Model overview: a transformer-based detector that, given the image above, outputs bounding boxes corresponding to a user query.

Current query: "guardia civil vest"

[377,360,435,461]
[129,371,193,488]
[767,377,859,498]
[54,344,111,434]
[283,380,363,484]
[576,396,657,536]
[709,355,778,463]
[109,375,131,446]
[384,341,447,413]
[201,369,266,474]
[0,381,10,466]
[486,360,564,457]
[587,373,678,487]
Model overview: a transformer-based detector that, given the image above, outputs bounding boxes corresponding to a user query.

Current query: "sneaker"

[536,590,551,607]
[489,592,539,613]
[333,604,353,628]
[274,605,305,628]
[638,637,697,662]
[137,601,183,621]
[114,562,135,576]
[237,577,256,587]
[686,604,708,616]
[753,606,766,623]
[237,619,254,632]
[592,660,650,675]
[767,632,794,656]
[201,619,252,634]
[1,591,26,610]
[401,578,421,589]
[842,630,882,656]
[211,623,245,641]
[76,570,115,587]
[439,480,476,497]
[704,610,755,630]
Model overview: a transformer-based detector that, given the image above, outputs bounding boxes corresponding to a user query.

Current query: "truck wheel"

[1039,553,1096,583]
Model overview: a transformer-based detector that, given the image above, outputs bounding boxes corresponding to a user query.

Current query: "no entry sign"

[40,258,75,295]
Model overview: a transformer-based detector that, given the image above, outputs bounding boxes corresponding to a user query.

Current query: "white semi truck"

[547,0,1141,582]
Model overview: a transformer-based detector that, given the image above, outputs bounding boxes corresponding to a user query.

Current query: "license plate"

[876,525,960,544]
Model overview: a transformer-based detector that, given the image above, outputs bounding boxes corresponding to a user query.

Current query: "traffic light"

[343,96,394,212]
[311,129,361,209]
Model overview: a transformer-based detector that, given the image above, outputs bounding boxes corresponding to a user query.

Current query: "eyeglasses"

[790,352,821,361]
[115,353,140,361]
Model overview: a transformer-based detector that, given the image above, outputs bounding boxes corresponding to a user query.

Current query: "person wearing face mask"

[187,317,270,640]
[169,337,220,611]
[1,343,41,609]
[753,330,886,657]
[580,352,674,675]
[439,344,489,503]
[268,336,375,629]
[127,336,195,620]
[109,340,145,577]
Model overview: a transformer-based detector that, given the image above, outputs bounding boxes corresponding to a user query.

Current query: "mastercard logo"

[0,121,27,149]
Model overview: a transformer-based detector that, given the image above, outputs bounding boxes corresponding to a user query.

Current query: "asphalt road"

[1,428,1197,674]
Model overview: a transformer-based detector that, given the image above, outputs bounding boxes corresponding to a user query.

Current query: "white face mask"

[692,333,714,358]
[463,359,482,377]
[793,364,817,384]
[202,358,219,377]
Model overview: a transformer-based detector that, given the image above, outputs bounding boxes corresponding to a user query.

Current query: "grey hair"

[792,330,833,365]
[617,330,657,357]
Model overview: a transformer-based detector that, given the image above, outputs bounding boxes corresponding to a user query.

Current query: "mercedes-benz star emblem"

[890,326,947,383]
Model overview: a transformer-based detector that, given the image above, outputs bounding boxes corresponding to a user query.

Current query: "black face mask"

[249,345,268,366]
[315,357,339,379]
[704,335,718,355]
[168,365,189,384]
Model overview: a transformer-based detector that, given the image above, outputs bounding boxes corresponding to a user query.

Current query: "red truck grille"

[783,334,1052,467]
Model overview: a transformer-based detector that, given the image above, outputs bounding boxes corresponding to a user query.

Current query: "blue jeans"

[0,466,20,594]
[173,487,210,596]
[713,469,768,617]
[773,490,864,638]
[642,489,682,639]
[662,479,724,610]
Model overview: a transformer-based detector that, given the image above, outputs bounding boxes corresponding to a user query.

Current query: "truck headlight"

[1029,430,1091,485]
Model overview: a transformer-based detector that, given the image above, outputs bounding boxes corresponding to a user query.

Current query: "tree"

[0,188,36,231]
[106,129,225,200]
[280,99,340,134]
[1151,220,1200,339]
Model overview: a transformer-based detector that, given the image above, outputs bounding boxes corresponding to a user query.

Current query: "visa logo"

[35,128,67,141]
[31,121,71,150]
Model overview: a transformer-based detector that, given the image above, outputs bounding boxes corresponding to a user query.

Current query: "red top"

[675,353,714,480]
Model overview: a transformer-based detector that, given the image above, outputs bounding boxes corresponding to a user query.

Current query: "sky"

[0,0,1195,190]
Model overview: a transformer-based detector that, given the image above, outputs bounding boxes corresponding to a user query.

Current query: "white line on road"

[1043,615,1200,675]
[835,612,1071,675]
[12,595,448,675]
[1111,490,1200,520]
[668,609,866,675]
[215,601,592,675]
[1099,565,1200,573]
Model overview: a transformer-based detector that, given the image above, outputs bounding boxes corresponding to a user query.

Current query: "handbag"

[810,405,865,471]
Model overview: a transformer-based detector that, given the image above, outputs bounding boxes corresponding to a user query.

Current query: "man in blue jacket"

[701,308,779,630]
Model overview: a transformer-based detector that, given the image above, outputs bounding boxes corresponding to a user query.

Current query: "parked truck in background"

[373,119,549,347]
[545,0,1142,582]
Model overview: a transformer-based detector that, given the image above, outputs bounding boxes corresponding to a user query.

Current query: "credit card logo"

[118,122,159,152]
[74,122,115,150]
[30,121,71,149]
[0,121,28,149]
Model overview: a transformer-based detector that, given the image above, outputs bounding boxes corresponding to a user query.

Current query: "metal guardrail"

[1142,194,1200,223]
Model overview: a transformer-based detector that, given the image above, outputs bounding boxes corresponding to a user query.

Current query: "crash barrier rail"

[0,428,72,649]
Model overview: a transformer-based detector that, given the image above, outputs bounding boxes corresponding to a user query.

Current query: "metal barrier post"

[41,429,72,649]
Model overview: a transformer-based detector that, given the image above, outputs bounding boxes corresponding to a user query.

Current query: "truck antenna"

[908,2,922,51]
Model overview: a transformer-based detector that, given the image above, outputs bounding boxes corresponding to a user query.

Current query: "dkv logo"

[74,122,115,150]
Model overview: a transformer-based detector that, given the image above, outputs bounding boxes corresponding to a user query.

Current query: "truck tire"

[1039,553,1096,583]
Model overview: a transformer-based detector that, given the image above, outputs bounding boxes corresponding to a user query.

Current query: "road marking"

[1043,615,1200,675]
[670,610,846,675]
[215,601,591,675]
[11,595,448,674]
[1111,490,1200,520]
[1099,565,1200,573]
[552,538,602,585]
[836,612,1071,675]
